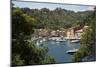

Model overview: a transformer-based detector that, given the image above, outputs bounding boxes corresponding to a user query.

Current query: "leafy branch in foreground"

[12,8,55,66]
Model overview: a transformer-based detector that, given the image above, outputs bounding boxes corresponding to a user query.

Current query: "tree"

[73,7,96,62]
[12,8,55,66]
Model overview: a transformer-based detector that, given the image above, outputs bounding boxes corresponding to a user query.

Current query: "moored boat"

[71,40,80,43]
[66,49,79,54]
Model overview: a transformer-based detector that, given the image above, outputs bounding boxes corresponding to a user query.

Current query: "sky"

[12,1,95,12]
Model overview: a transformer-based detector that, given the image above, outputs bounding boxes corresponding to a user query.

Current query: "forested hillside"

[19,7,94,29]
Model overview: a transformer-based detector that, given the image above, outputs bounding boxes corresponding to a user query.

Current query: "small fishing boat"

[66,49,79,54]
[71,40,80,43]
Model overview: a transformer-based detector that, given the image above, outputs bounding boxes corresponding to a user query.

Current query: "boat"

[71,40,80,43]
[56,39,66,42]
[56,37,66,42]
[66,49,79,54]
[56,41,60,43]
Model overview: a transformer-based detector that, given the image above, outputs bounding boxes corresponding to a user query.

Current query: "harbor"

[29,25,95,63]
[43,39,80,63]
[32,37,80,63]
[30,27,82,63]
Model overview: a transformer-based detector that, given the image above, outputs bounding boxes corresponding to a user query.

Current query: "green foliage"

[12,8,37,39]
[73,7,96,62]
[72,47,91,62]
[42,56,55,64]
[73,27,95,62]
[21,7,94,30]
[81,27,93,47]
[12,8,55,66]
[12,54,25,66]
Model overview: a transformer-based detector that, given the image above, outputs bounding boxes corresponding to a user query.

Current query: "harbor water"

[38,39,80,63]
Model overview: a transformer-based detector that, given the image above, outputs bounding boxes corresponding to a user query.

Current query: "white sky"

[12,1,95,12]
